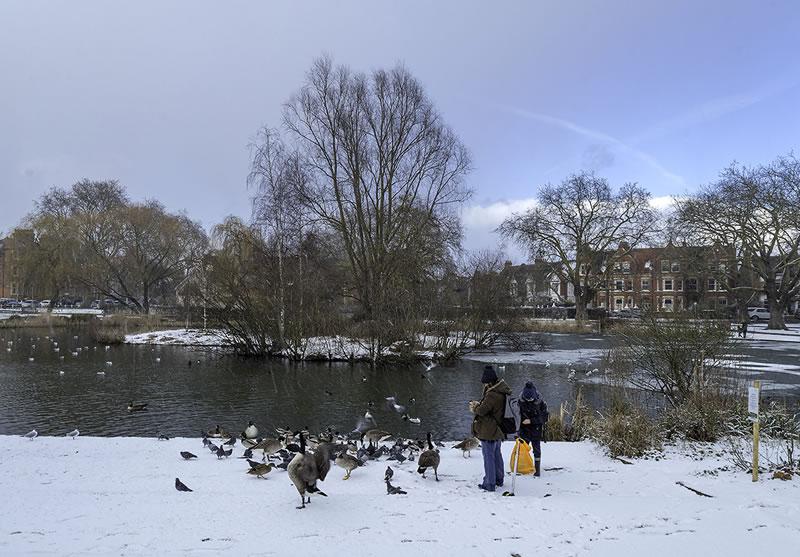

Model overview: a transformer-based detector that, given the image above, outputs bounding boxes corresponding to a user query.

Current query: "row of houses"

[0,229,33,299]
[501,242,773,313]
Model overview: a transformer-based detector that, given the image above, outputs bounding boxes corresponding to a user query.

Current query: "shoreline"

[3,435,798,555]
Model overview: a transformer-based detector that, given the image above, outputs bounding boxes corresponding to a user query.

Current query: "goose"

[452,437,479,458]
[417,432,440,481]
[127,401,147,411]
[334,451,361,480]
[252,437,284,460]
[174,478,192,492]
[287,432,328,509]
[180,451,197,460]
[66,429,80,440]
[402,414,421,424]
[243,421,258,439]
[247,462,275,479]
[362,429,393,445]
[206,425,227,438]
[23,429,38,440]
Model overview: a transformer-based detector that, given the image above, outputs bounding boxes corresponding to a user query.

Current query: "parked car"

[39,300,51,308]
[748,307,770,321]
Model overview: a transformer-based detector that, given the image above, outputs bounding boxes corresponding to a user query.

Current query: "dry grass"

[518,318,599,334]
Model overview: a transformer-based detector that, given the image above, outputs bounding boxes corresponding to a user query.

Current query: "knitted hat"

[481,365,498,384]
[521,381,539,401]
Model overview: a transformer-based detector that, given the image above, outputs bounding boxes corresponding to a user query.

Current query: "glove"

[468,400,479,414]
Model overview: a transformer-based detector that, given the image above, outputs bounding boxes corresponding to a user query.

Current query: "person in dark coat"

[469,365,512,492]
[518,381,548,477]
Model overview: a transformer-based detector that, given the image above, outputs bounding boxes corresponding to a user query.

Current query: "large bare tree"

[678,155,800,329]
[500,172,655,320]
[281,57,471,358]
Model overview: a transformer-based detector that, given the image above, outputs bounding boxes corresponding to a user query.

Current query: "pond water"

[1,328,798,439]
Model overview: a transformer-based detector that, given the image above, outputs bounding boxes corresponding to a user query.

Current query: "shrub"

[593,400,661,458]
[724,401,800,473]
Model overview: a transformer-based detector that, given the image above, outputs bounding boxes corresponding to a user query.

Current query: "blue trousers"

[480,440,504,490]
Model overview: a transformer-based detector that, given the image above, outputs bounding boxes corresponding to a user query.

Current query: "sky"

[2,1,799,260]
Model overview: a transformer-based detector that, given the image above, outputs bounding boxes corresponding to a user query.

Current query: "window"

[708,278,716,291]
[719,263,727,273]
[675,279,683,291]
[661,260,670,272]
[663,297,673,310]
[641,278,650,291]
[686,278,698,291]
[663,278,673,291]
[718,297,728,306]
[615,280,624,291]
[622,261,631,272]
[615,297,624,307]
[625,279,633,291]
[671,262,681,273]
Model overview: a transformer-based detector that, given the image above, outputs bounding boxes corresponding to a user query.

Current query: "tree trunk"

[142,282,150,315]
[768,305,787,330]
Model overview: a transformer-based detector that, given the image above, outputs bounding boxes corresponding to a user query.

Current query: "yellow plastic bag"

[509,438,535,475]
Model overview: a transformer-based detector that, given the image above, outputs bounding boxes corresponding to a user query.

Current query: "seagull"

[385,397,406,414]
[180,451,197,460]
[28,357,34,362]
[23,429,37,440]
[105,361,113,366]
[66,429,79,439]
[544,360,551,368]
[361,376,368,383]
[155,357,161,363]
[96,371,105,376]
[175,478,192,492]
[58,370,65,376]
[498,365,506,371]
[586,368,598,376]
[567,371,576,380]
[402,414,421,424]
[424,362,437,372]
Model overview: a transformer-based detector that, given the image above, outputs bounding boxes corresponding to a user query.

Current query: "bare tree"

[281,57,472,359]
[500,172,655,320]
[678,155,800,329]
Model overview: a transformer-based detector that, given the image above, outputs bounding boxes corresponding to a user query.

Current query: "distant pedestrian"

[469,365,512,492]
[518,381,549,476]
[741,319,748,339]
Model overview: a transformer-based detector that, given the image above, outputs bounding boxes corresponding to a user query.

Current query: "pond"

[1,328,798,439]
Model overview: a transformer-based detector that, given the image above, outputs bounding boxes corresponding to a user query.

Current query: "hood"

[486,379,512,396]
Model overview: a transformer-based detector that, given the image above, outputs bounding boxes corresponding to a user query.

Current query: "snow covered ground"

[2,436,798,556]
[125,328,227,347]
[735,322,800,343]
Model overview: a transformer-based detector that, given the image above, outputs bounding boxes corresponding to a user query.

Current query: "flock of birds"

[163,420,481,509]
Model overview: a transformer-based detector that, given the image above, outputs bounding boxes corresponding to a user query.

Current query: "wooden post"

[750,380,761,482]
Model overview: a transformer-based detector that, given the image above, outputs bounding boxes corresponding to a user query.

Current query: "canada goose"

[66,429,79,439]
[287,433,328,509]
[127,401,147,412]
[174,478,192,492]
[206,425,227,438]
[247,462,275,479]
[362,429,392,445]
[23,429,38,440]
[417,432,440,481]
[243,421,258,439]
[180,451,197,460]
[452,437,479,458]
[252,437,284,460]
[334,451,361,480]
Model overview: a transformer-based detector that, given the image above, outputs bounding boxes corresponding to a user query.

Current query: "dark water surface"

[1,328,798,439]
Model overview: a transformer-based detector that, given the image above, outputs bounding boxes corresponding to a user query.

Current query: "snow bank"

[125,329,227,346]
[3,436,798,555]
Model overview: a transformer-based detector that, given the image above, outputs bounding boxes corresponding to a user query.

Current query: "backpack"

[499,394,521,436]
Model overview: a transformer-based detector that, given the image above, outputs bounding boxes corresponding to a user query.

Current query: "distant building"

[0,229,34,299]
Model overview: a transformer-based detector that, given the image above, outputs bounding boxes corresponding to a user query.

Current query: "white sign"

[748,386,760,416]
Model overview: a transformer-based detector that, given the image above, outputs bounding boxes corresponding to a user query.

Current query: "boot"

[534,458,541,477]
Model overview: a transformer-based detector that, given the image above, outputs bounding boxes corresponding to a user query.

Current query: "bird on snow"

[452,437,479,458]
[287,432,328,509]
[175,478,192,492]
[216,445,232,459]
[223,437,236,447]
[386,480,407,495]
[335,451,361,480]
[23,429,38,440]
[206,425,227,438]
[417,432,440,481]
[158,433,170,441]
[66,429,80,439]
[127,401,147,411]
[362,429,393,445]
[242,421,258,439]
[247,462,275,479]
[384,465,394,481]
[180,451,197,460]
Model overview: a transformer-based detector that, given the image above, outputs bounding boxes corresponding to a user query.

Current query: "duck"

[243,421,258,440]
[334,451,361,480]
[452,437,479,458]
[206,425,227,438]
[246,462,275,479]
[287,432,328,509]
[417,432,440,481]
[402,414,421,424]
[127,401,148,412]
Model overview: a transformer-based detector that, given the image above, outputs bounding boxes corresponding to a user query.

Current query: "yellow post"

[751,380,760,482]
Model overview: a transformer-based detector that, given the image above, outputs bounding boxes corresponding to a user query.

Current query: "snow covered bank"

[3,436,798,556]
[125,328,227,347]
